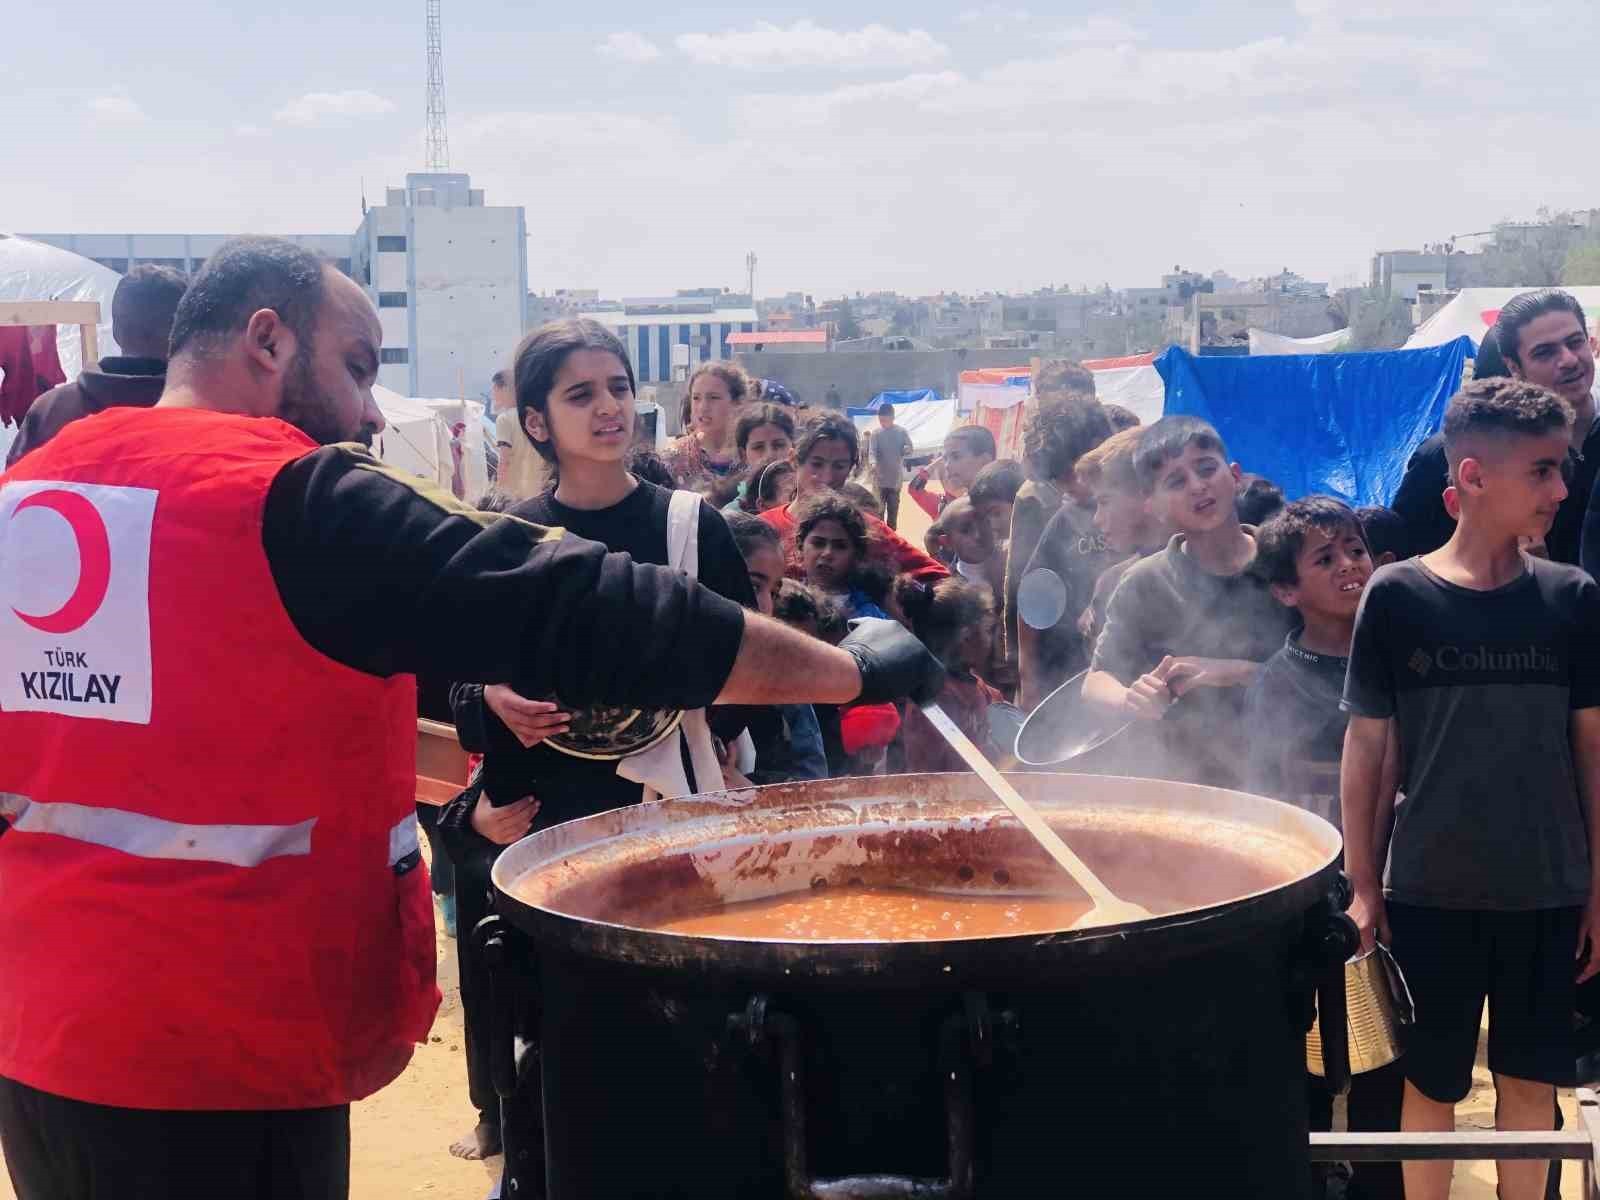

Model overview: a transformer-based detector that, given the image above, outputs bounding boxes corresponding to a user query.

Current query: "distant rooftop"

[728,330,827,346]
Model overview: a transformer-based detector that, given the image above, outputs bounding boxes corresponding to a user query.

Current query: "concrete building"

[351,173,526,398]
[590,293,757,384]
[727,330,827,354]
[27,169,528,403]
[1371,250,1450,302]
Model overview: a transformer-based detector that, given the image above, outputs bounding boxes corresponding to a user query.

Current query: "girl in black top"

[450,318,755,832]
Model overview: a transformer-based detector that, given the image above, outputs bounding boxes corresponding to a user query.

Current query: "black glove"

[841,617,946,705]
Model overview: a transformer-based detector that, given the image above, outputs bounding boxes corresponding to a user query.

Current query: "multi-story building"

[589,293,757,384]
[1371,250,1449,303]
[27,169,527,403]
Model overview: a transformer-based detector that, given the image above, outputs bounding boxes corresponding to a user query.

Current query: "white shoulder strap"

[666,489,701,580]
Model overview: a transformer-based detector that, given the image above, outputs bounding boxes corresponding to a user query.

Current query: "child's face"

[975,498,1013,541]
[947,510,995,565]
[1273,523,1373,623]
[1458,430,1571,542]
[943,441,993,493]
[526,349,635,468]
[801,518,856,590]
[742,423,794,472]
[1147,444,1242,536]
[797,437,855,500]
[691,375,739,441]
[955,612,995,672]
[743,545,786,617]
[1091,481,1153,555]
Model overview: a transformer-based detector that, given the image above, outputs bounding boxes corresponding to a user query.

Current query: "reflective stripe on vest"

[0,791,315,868]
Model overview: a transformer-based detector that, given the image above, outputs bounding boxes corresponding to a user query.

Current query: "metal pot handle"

[728,994,978,1200]
[475,914,521,1101]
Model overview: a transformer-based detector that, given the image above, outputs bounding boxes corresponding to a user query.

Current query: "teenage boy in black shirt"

[1343,377,1600,1200]
[1247,497,1403,1200]
[1084,416,1292,788]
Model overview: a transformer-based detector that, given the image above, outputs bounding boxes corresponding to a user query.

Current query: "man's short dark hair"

[946,424,996,459]
[168,236,327,360]
[1441,377,1574,464]
[1471,326,1509,380]
[968,458,1025,508]
[1355,506,1407,561]
[1133,415,1229,491]
[1255,496,1366,588]
[877,402,895,418]
[1023,394,1112,482]
[111,265,187,359]
[1493,289,1589,366]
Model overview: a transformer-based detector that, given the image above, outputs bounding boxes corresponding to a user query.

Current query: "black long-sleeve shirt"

[260,445,746,708]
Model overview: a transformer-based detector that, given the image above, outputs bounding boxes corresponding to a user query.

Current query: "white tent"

[1248,327,1350,356]
[0,234,122,377]
[1404,287,1600,350]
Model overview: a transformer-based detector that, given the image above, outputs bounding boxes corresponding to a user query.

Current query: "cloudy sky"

[6,1,1596,298]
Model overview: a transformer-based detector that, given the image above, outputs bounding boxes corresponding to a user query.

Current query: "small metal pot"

[1306,944,1413,1077]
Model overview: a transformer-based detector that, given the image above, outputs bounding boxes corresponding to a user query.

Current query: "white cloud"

[957,5,1031,25]
[273,89,396,127]
[675,21,949,70]
[87,95,146,124]
[597,31,662,63]
[1051,15,1146,45]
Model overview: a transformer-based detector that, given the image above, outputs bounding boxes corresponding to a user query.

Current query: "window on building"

[377,236,407,253]
[378,292,408,308]
[380,348,409,364]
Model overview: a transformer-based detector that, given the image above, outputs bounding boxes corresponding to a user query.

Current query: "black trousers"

[878,486,902,530]
[455,850,498,1122]
[0,1076,349,1200]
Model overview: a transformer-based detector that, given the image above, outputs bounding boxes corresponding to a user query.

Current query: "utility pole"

[425,0,449,171]
[745,251,757,302]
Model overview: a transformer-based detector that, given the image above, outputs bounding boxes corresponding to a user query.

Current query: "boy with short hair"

[1344,377,1600,1200]
[967,458,1025,541]
[1074,426,1172,653]
[866,403,915,529]
[1083,416,1293,788]
[909,425,997,519]
[1246,497,1403,1200]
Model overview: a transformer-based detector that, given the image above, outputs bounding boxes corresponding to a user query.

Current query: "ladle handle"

[920,702,1120,909]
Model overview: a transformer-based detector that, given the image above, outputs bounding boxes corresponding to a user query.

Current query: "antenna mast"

[745,251,757,300]
[425,0,449,170]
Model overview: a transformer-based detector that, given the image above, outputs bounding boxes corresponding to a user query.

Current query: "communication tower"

[424,0,449,170]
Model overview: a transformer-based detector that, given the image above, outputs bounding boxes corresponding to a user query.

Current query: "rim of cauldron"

[490,772,1342,984]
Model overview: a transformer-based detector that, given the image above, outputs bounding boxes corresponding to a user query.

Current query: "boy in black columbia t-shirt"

[1246,497,1403,1200]
[1343,377,1600,1200]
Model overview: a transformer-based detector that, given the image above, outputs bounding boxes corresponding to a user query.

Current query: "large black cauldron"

[486,773,1354,1199]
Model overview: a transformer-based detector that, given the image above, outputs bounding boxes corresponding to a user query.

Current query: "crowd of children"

[431,287,1600,1200]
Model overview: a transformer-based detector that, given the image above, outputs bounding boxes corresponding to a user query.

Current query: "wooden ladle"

[920,702,1153,929]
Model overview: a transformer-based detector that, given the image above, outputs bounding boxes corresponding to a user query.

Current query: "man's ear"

[242,308,293,378]
[1229,462,1245,483]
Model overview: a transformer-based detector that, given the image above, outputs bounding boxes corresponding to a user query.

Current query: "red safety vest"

[0,407,439,1110]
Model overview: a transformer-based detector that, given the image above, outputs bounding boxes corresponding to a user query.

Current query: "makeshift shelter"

[1156,338,1475,506]
[372,386,488,498]
[0,234,121,377]
[1404,287,1600,349]
[1248,328,1350,356]
[847,389,956,456]
[957,368,1031,460]
[1081,353,1163,424]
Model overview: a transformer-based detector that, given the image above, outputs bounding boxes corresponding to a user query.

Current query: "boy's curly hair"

[1023,393,1113,482]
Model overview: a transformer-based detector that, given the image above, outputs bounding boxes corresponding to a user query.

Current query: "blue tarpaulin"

[855,389,940,409]
[1155,338,1474,506]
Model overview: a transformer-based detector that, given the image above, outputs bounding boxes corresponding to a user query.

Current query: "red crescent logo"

[10,490,113,634]
[1482,308,1502,328]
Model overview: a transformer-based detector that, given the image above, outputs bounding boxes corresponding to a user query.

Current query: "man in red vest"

[0,236,941,1200]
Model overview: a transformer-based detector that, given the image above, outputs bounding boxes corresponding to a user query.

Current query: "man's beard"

[278,348,372,447]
